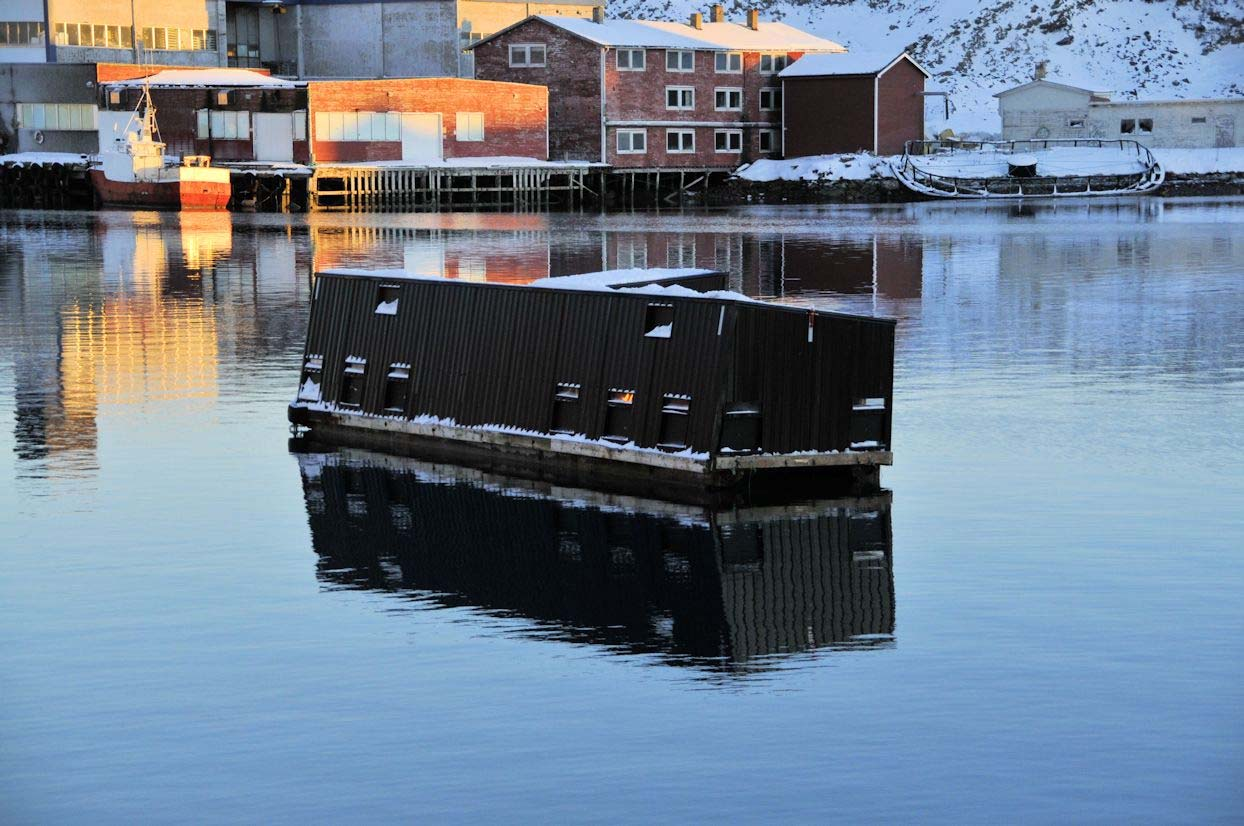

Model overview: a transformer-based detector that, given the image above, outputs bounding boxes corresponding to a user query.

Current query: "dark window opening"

[376,284,400,315]
[719,402,761,453]
[644,303,674,338]
[604,389,634,442]
[658,394,691,449]
[1120,119,1136,134]
[1137,118,1153,134]
[720,523,762,568]
[1191,116,1207,124]
[551,382,580,434]
[298,354,324,401]
[383,364,410,413]
[340,359,365,407]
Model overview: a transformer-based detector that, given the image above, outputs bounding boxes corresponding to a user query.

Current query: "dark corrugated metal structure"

[290,269,895,495]
[298,451,895,671]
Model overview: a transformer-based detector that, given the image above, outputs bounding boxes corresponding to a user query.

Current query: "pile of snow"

[0,152,93,166]
[735,153,896,182]
[1153,147,1244,175]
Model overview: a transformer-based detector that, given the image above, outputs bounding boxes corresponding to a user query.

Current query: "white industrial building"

[995,78,1242,149]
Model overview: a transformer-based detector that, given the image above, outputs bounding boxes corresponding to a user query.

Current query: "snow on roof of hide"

[112,69,297,88]
[477,15,844,52]
[780,50,928,78]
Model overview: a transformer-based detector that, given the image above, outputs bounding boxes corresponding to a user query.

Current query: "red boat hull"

[90,170,232,211]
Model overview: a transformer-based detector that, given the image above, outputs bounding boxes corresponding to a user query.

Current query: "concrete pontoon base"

[289,405,891,506]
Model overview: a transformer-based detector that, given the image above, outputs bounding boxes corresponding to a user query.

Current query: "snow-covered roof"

[471,15,844,52]
[780,50,929,78]
[993,78,1107,99]
[110,69,298,88]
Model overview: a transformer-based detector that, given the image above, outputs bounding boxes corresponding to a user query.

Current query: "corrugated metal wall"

[302,273,895,455]
[302,456,895,667]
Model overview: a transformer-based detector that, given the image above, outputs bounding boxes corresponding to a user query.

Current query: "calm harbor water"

[1,200,1242,822]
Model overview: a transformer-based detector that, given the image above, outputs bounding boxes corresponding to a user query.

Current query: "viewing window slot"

[340,358,366,408]
[298,354,324,401]
[604,389,635,442]
[376,284,400,315]
[719,402,761,453]
[383,364,410,413]
[658,394,691,449]
[551,382,581,434]
[644,303,674,338]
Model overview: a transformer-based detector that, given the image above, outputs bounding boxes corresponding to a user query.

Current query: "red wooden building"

[470,7,845,168]
[97,70,549,166]
[780,51,929,157]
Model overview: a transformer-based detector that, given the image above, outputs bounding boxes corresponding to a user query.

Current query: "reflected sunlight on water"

[1,199,1242,822]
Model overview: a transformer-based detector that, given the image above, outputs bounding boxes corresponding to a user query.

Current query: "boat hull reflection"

[297,448,895,673]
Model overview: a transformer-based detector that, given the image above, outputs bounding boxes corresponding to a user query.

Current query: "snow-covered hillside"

[608,0,1244,134]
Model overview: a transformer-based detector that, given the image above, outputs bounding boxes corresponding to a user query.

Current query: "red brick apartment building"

[471,6,845,168]
[98,70,548,164]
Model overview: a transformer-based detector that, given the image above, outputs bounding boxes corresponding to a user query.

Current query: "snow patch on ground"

[735,147,1244,183]
[735,153,898,182]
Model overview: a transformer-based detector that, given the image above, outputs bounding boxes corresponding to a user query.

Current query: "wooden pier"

[311,163,603,211]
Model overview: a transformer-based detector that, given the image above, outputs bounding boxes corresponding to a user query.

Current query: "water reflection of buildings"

[304,214,924,300]
[7,213,237,476]
[298,450,895,673]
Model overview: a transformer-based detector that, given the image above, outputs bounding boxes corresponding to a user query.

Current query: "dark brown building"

[780,51,928,157]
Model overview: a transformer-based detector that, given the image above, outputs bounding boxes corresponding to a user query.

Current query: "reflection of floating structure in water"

[893,139,1165,198]
[289,268,896,501]
[297,449,895,672]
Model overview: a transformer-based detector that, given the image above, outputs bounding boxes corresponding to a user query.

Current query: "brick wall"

[473,19,602,161]
[307,78,548,163]
[602,48,793,168]
[474,19,806,168]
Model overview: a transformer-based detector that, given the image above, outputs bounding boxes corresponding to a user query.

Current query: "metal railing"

[892,138,1164,199]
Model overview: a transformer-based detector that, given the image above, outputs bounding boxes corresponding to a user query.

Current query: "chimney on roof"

[747,8,759,30]
[1034,60,1048,81]
[690,11,703,29]
[710,4,724,23]
[592,6,604,23]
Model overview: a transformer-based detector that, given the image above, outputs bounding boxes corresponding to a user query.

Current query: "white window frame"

[665,129,695,153]
[616,48,646,71]
[18,103,98,131]
[759,54,788,74]
[665,86,694,110]
[616,129,647,154]
[509,43,546,67]
[714,87,742,111]
[759,87,782,111]
[293,110,307,141]
[714,52,742,73]
[666,49,694,72]
[1067,117,1085,129]
[208,109,250,140]
[759,129,777,153]
[714,129,742,153]
[455,111,484,141]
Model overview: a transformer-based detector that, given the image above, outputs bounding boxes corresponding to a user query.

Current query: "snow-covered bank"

[735,147,1244,185]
